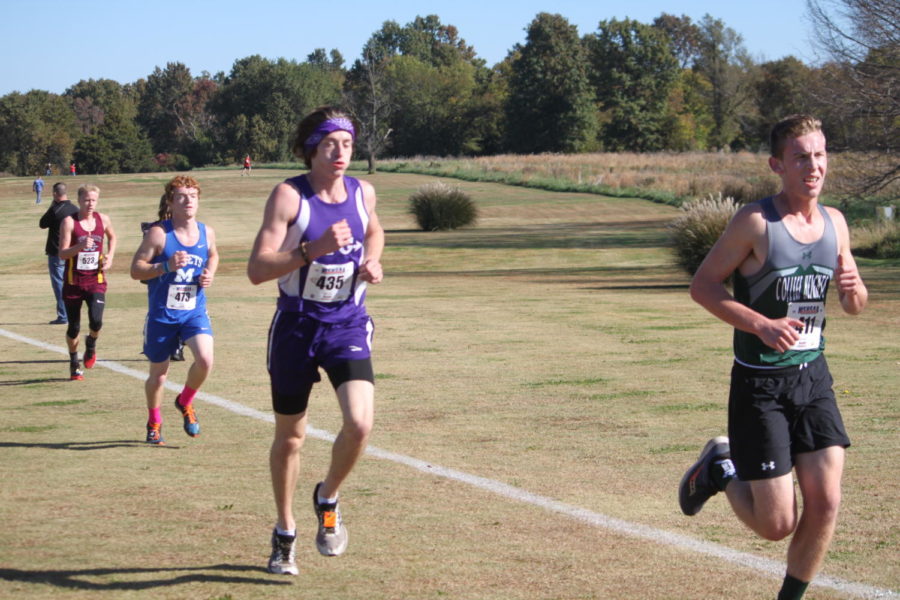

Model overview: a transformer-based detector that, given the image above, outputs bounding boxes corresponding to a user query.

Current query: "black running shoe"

[679,436,730,516]
[267,529,299,575]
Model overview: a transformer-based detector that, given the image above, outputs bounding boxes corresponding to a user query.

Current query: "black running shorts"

[727,354,851,481]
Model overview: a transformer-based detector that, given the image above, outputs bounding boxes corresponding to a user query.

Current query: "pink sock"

[148,407,162,424]
[178,385,198,407]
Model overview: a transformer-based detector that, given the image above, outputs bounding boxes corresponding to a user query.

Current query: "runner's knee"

[193,353,213,373]
[342,418,373,445]
[757,511,797,541]
[147,371,167,389]
[272,430,306,455]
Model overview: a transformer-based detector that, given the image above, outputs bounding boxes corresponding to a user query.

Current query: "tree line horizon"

[1,2,895,196]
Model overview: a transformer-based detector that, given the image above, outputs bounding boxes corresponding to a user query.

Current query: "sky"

[0,0,821,97]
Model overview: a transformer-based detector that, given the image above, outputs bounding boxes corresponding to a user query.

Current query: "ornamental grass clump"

[670,192,740,275]
[409,181,478,231]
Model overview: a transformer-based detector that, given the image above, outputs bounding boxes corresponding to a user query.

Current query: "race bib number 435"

[302,261,354,303]
[788,301,825,351]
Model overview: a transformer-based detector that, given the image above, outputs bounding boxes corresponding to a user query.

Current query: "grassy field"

[0,169,897,600]
[375,151,900,212]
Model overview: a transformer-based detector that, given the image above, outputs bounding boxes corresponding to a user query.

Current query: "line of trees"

[0,2,895,195]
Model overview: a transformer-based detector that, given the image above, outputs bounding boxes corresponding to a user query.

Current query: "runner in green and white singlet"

[677,115,868,600]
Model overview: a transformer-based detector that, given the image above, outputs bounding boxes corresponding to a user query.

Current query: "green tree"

[136,62,219,160]
[652,13,701,69]
[348,15,493,161]
[692,15,756,149]
[211,55,343,162]
[505,13,598,153]
[73,110,154,174]
[660,70,714,150]
[65,78,139,135]
[385,55,480,156]
[0,90,79,176]
[344,45,394,172]
[754,57,815,139]
[397,15,481,67]
[585,18,680,151]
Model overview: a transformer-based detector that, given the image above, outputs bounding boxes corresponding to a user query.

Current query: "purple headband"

[304,117,356,149]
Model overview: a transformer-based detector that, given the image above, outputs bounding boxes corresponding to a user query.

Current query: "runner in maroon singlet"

[58,184,117,380]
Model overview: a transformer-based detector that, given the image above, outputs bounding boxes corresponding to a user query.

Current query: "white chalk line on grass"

[2,326,894,599]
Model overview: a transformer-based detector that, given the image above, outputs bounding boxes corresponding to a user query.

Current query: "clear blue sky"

[1,0,819,96]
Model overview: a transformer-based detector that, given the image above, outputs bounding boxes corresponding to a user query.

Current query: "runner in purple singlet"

[248,106,384,575]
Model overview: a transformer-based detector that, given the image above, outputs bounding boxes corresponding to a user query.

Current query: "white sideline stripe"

[1,327,894,599]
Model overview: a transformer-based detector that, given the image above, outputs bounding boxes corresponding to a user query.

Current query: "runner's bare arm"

[690,205,803,353]
[358,179,384,284]
[199,225,218,288]
[101,213,117,271]
[827,207,868,315]
[57,216,82,260]
[130,225,168,281]
[247,183,305,285]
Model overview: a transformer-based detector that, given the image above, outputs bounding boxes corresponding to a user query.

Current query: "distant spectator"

[33,175,45,204]
[39,182,79,324]
[241,154,252,176]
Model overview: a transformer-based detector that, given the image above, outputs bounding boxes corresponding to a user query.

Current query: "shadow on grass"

[0,377,72,386]
[583,283,689,291]
[0,564,289,591]
[392,265,691,292]
[0,358,147,365]
[385,220,670,250]
[0,440,180,451]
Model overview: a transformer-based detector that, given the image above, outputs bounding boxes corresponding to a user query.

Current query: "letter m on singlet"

[174,268,195,282]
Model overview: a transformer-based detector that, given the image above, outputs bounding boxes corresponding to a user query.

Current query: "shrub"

[721,177,779,205]
[154,153,192,172]
[670,192,740,275]
[409,182,478,231]
[853,220,900,259]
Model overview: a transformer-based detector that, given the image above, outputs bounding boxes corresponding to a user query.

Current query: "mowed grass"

[0,169,897,600]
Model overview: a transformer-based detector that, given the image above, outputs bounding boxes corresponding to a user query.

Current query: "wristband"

[161,260,170,274]
[299,241,310,264]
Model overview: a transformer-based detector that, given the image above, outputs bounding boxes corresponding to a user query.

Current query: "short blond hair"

[770,114,823,159]
[77,184,100,199]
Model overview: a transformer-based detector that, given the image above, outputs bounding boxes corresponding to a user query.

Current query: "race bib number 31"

[167,284,198,310]
[788,301,825,351]
[302,261,354,303]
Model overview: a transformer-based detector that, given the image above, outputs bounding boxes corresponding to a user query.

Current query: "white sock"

[317,493,339,505]
[275,526,295,538]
